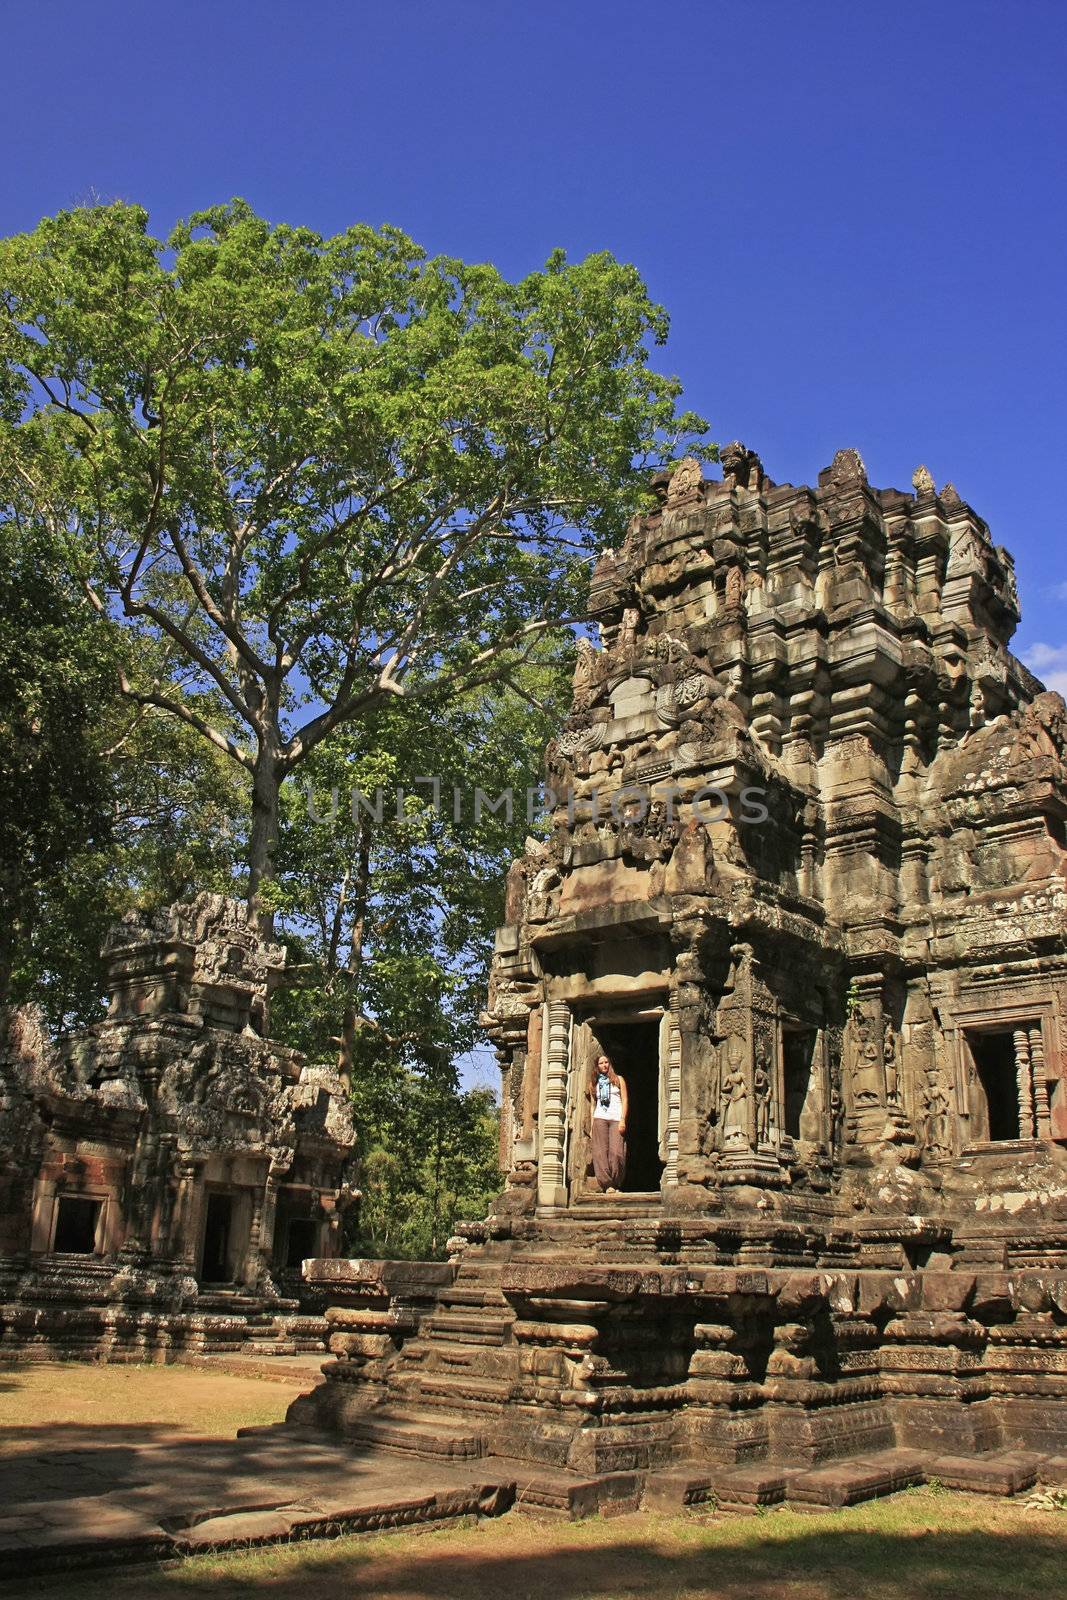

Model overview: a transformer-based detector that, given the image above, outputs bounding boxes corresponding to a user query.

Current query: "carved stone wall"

[482,447,1065,1208]
[305,450,1067,1487]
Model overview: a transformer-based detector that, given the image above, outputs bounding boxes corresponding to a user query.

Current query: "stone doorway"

[200,1192,234,1283]
[52,1196,101,1254]
[587,1015,664,1194]
[782,1027,820,1141]
[281,1217,320,1271]
[968,1030,1021,1141]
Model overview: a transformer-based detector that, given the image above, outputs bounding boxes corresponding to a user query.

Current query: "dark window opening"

[53,1196,101,1253]
[590,1017,663,1193]
[283,1218,319,1270]
[200,1193,234,1283]
[782,1029,817,1140]
[969,1030,1021,1141]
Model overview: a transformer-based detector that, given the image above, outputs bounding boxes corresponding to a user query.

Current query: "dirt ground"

[0,1359,310,1444]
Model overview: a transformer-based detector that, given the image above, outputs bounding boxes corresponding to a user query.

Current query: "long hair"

[589,1053,620,1097]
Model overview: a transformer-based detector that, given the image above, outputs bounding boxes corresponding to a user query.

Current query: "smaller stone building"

[0,894,357,1359]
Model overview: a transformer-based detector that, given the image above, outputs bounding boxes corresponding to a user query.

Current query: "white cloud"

[1021,643,1067,695]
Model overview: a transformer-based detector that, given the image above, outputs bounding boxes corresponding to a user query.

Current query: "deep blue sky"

[3,0,1065,678]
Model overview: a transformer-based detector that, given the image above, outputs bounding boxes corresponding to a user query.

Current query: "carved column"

[716,945,788,1188]
[250,1151,290,1288]
[243,1183,266,1287]
[537,1002,572,1208]
[1014,1028,1034,1138]
[842,979,916,1159]
[1030,1025,1052,1140]
[173,1157,205,1268]
[662,1011,682,1186]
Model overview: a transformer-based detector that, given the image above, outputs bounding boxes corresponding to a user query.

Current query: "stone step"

[394,1370,514,1408]
[786,1449,927,1509]
[571,1198,664,1216]
[643,1448,928,1513]
[243,1338,326,1355]
[437,1286,508,1310]
[341,1409,486,1459]
[507,1465,643,1519]
[926,1450,1042,1497]
[397,1339,516,1383]
[424,1310,513,1345]
[195,1296,264,1314]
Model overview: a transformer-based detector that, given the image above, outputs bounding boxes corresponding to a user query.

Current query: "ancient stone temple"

[292,447,1067,1506]
[0,894,357,1359]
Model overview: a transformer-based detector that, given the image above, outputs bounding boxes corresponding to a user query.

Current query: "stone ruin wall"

[0,894,358,1360]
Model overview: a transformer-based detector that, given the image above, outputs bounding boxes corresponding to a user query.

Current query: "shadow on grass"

[0,1419,390,1506]
[32,1514,1067,1600]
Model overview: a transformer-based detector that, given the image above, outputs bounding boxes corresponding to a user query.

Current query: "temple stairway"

[337,1258,513,1458]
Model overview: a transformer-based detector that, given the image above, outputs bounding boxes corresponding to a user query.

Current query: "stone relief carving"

[721,1037,749,1150]
[845,1013,884,1107]
[667,455,704,507]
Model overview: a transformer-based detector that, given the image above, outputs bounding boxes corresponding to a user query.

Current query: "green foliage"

[270,651,568,1057]
[0,516,245,1023]
[352,1081,501,1260]
[0,197,711,893]
[0,518,116,1013]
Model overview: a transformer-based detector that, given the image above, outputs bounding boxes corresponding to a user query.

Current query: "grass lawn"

[18,1490,1067,1600]
[0,1360,308,1444]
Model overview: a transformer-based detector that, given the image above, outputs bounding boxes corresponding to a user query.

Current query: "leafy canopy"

[0,199,709,893]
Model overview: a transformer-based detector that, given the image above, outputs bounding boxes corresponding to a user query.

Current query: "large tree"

[0,199,708,911]
[272,645,569,1065]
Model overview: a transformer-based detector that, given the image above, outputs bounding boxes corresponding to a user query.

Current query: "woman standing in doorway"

[589,1053,628,1193]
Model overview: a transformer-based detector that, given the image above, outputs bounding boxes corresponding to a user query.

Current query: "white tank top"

[593,1080,622,1121]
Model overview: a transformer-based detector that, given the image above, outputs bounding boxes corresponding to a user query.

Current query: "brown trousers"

[591,1117,626,1189]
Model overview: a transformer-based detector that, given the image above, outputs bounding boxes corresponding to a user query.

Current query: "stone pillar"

[173,1158,206,1268]
[243,1184,266,1287]
[1030,1025,1051,1139]
[662,1011,682,1186]
[716,945,788,1188]
[120,1119,160,1260]
[842,980,916,1160]
[247,1152,289,1289]
[259,1175,280,1282]
[537,1002,571,1208]
[1013,1028,1034,1138]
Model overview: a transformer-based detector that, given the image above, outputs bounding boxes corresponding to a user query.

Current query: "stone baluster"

[1029,1026,1052,1139]
[663,1014,682,1186]
[1013,1028,1034,1138]
[243,1185,266,1286]
[538,1002,571,1207]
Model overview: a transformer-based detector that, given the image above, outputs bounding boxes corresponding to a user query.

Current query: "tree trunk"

[247,737,283,927]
